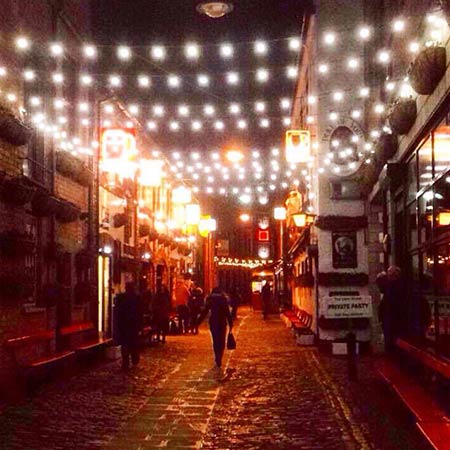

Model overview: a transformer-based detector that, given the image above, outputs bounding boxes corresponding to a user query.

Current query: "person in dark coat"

[228,286,241,320]
[115,282,143,370]
[378,266,404,353]
[260,282,272,320]
[198,287,233,370]
[188,286,204,334]
[152,284,170,343]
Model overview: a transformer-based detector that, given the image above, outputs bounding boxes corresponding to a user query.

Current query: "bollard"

[347,332,358,381]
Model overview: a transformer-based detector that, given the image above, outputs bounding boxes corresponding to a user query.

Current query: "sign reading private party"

[323,296,373,319]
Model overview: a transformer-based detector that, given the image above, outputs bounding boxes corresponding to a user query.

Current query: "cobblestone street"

[0,308,429,450]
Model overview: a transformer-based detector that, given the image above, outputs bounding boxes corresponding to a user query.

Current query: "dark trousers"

[189,306,201,334]
[121,344,140,369]
[176,305,189,333]
[210,327,227,367]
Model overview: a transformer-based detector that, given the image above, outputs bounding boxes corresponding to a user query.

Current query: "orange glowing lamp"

[286,130,311,163]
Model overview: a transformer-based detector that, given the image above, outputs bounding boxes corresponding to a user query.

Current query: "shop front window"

[433,121,450,179]
[407,202,418,250]
[418,191,433,244]
[418,134,433,190]
[434,177,450,238]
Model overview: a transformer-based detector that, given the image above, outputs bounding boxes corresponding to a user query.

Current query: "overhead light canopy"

[196,1,234,18]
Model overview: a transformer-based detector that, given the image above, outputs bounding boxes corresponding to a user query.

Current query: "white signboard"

[323,296,373,319]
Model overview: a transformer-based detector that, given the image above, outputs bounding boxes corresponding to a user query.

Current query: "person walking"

[378,266,404,353]
[198,287,233,372]
[188,286,204,334]
[228,286,241,320]
[152,284,170,343]
[260,281,272,320]
[174,279,190,334]
[114,282,143,370]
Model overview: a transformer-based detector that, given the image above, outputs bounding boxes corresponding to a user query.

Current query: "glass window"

[418,134,433,190]
[407,155,417,204]
[433,177,450,238]
[418,191,433,244]
[407,202,418,250]
[433,121,450,179]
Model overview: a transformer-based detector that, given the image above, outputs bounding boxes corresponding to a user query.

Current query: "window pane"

[433,177,450,238]
[433,123,450,178]
[407,202,418,250]
[418,191,433,244]
[418,135,433,189]
[407,156,417,203]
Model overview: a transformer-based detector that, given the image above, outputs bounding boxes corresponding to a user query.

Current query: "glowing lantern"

[140,159,164,186]
[101,128,138,178]
[438,212,450,226]
[199,215,217,237]
[172,205,186,229]
[185,204,201,225]
[292,212,307,227]
[286,130,311,163]
[274,207,286,220]
[172,186,192,204]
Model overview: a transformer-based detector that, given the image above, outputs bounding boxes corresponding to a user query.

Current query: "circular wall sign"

[321,117,366,177]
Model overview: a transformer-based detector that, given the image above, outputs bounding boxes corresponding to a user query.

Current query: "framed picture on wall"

[332,231,357,268]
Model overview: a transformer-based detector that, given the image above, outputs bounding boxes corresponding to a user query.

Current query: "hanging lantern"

[199,215,217,237]
[286,129,311,163]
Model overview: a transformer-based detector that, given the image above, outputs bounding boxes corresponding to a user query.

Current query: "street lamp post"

[273,207,289,309]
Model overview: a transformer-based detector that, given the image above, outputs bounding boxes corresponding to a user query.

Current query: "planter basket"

[388,99,417,135]
[409,46,446,95]
[112,213,127,228]
[55,200,81,223]
[139,224,150,237]
[56,151,93,187]
[1,177,35,206]
[0,231,35,258]
[0,108,31,146]
[31,190,60,217]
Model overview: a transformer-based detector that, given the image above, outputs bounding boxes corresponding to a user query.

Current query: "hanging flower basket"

[409,45,446,95]
[388,98,417,135]
[0,107,31,146]
[31,189,60,217]
[55,200,81,223]
[139,223,150,237]
[378,133,398,162]
[56,151,92,187]
[148,229,159,241]
[440,1,450,24]
[1,177,35,206]
[0,273,34,303]
[0,230,35,258]
[112,212,127,228]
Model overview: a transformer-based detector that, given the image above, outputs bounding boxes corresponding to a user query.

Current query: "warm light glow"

[286,130,311,164]
[172,186,192,204]
[226,150,244,163]
[292,213,307,227]
[139,159,164,186]
[274,207,286,221]
[151,45,166,60]
[438,212,450,226]
[239,213,251,222]
[185,204,201,225]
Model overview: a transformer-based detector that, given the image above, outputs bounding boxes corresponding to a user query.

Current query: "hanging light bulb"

[254,40,268,55]
[83,44,97,58]
[117,45,132,60]
[151,45,166,60]
[219,43,234,58]
[138,75,151,88]
[197,74,210,86]
[185,42,200,59]
[16,36,30,50]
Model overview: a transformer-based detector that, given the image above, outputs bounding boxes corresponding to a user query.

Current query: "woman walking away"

[188,286,204,334]
[152,285,170,343]
[198,287,233,372]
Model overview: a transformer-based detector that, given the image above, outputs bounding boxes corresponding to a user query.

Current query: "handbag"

[227,332,236,350]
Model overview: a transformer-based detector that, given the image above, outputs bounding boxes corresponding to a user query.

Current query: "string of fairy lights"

[0,8,448,203]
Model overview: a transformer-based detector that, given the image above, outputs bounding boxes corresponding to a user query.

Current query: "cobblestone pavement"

[0,307,429,450]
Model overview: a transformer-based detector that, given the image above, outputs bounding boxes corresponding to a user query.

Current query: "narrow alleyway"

[0,308,428,450]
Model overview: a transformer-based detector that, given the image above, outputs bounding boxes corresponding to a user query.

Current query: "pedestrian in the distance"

[198,287,233,373]
[228,286,241,320]
[152,284,170,343]
[378,265,404,353]
[188,286,204,334]
[260,281,272,320]
[114,281,143,370]
[174,280,190,334]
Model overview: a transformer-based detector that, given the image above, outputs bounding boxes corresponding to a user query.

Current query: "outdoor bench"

[60,322,112,354]
[377,355,450,450]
